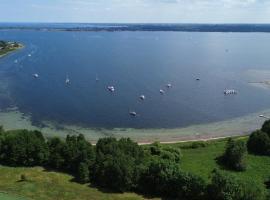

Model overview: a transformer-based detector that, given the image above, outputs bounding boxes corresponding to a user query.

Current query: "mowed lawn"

[0,166,158,200]
[169,137,270,188]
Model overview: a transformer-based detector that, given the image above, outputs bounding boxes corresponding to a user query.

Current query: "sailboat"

[65,75,70,85]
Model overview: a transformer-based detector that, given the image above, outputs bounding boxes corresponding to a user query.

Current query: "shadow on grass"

[88,182,172,200]
[215,156,246,172]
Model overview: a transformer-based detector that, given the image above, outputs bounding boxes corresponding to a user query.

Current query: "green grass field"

[0,136,269,199]
[0,193,26,200]
[168,137,270,188]
[0,166,158,200]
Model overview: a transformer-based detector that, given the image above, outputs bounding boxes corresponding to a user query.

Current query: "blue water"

[1,28,270,128]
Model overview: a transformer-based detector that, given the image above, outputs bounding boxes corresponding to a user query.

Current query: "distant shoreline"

[1,24,270,33]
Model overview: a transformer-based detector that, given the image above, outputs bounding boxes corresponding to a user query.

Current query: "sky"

[0,0,269,23]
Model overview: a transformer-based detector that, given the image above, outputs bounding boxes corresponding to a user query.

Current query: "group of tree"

[0,126,268,199]
[0,40,8,48]
[247,120,270,156]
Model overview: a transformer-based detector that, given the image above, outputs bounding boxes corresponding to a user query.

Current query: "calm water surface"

[0,30,270,129]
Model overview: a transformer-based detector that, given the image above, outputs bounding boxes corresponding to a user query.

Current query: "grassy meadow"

[0,136,269,199]
[168,137,270,188]
[0,166,158,200]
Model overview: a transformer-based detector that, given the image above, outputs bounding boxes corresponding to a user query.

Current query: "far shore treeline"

[0,120,270,200]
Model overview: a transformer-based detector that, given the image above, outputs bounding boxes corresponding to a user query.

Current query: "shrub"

[261,120,270,136]
[208,170,265,200]
[219,138,247,171]
[139,158,206,199]
[20,174,28,182]
[247,130,270,156]
[146,142,182,163]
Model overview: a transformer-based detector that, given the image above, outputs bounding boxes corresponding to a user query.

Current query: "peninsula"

[0,40,23,57]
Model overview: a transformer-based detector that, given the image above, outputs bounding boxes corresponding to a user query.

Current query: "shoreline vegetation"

[0,120,270,200]
[0,40,23,58]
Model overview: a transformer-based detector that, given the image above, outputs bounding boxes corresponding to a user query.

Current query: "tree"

[92,137,144,192]
[47,137,66,169]
[1,130,49,166]
[220,138,247,171]
[247,130,270,155]
[139,158,206,199]
[78,162,90,183]
[261,120,270,136]
[63,134,95,175]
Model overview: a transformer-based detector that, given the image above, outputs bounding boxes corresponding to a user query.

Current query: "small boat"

[139,95,145,100]
[259,115,269,119]
[196,78,200,81]
[14,59,18,63]
[166,83,172,88]
[65,75,70,85]
[160,89,165,94]
[224,89,237,95]
[28,54,32,57]
[107,86,115,92]
[129,111,137,117]
[33,73,39,78]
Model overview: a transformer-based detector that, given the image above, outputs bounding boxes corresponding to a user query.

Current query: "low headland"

[0,40,23,58]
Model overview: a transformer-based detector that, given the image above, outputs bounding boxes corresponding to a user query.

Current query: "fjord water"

[1,29,270,129]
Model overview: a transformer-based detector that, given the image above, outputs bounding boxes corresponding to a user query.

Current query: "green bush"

[261,120,270,137]
[208,170,265,200]
[247,130,270,156]
[139,158,206,199]
[146,142,182,163]
[220,138,247,171]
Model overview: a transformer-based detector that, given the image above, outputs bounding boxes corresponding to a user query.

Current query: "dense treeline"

[0,126,268,199]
